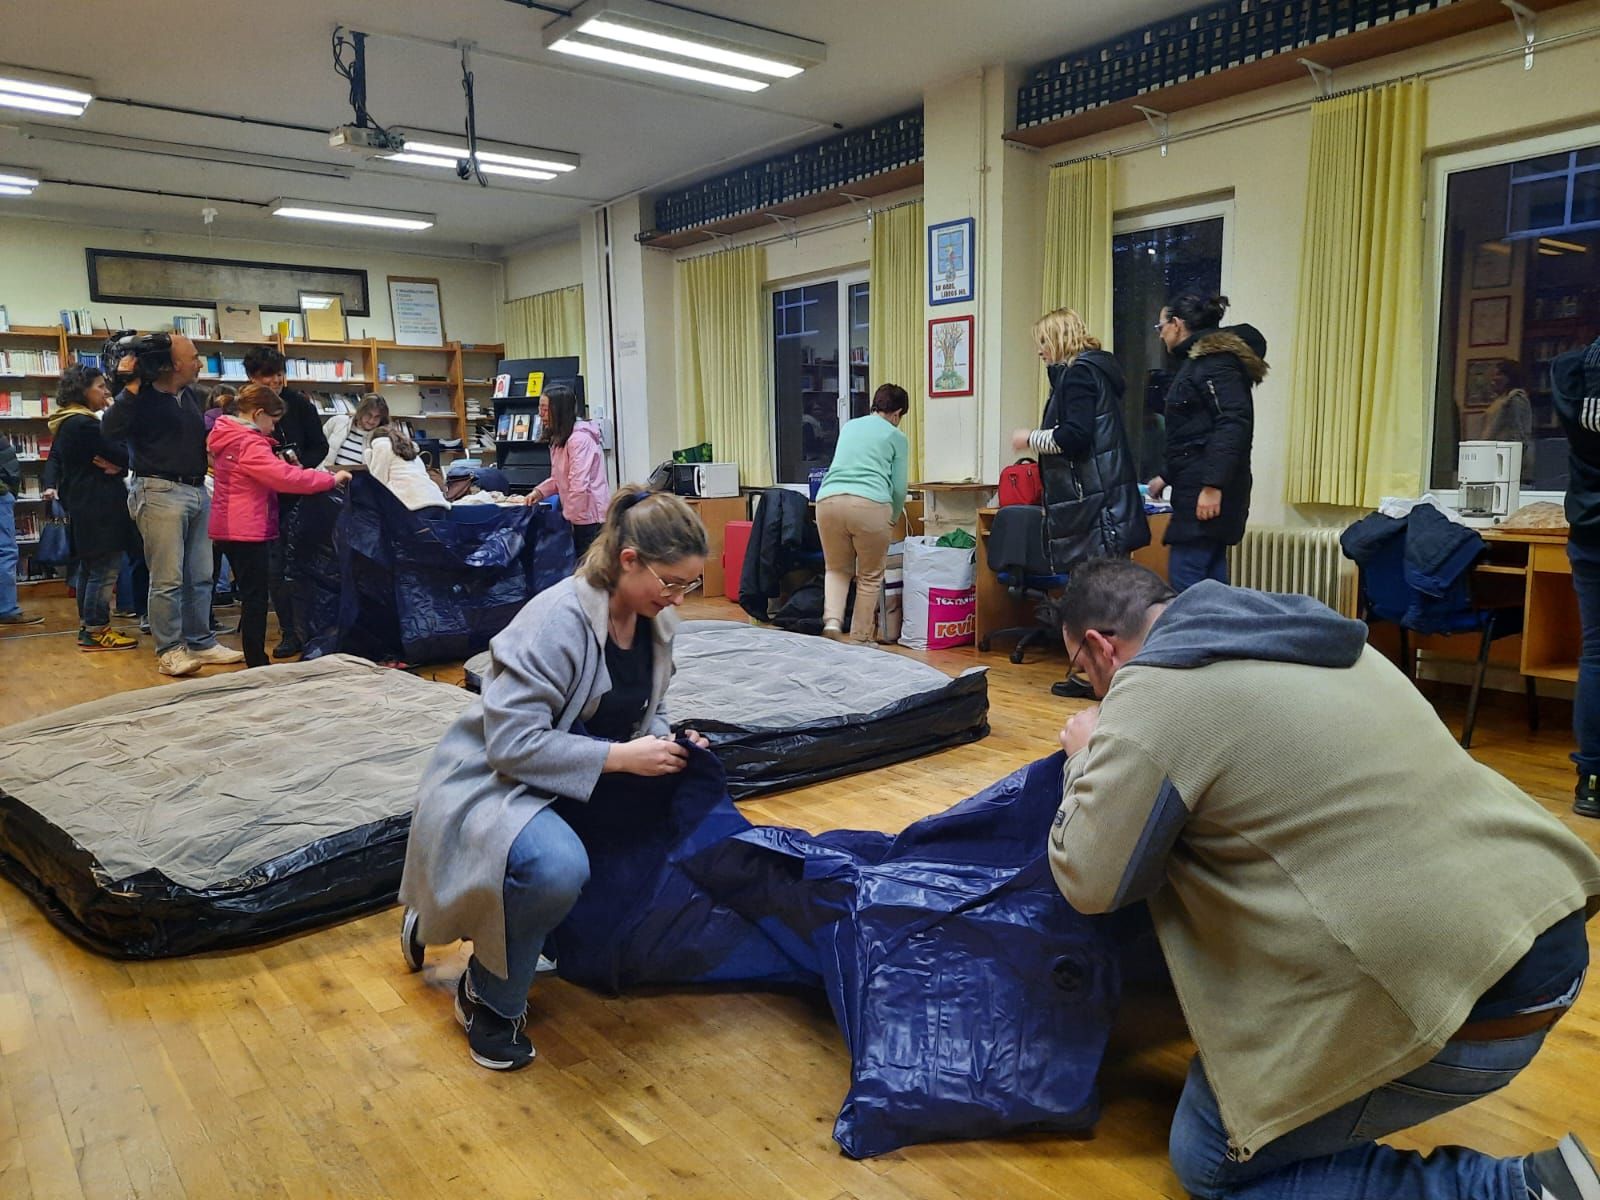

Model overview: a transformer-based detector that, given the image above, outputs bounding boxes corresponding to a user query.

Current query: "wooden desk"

[975,508,1171,646]
[1479,528,1579,682]
[684,495,747,599]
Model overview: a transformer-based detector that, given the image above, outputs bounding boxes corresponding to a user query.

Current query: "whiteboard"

[388,277,445,347]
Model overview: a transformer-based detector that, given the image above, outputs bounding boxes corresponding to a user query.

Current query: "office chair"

[978,504,1067,664]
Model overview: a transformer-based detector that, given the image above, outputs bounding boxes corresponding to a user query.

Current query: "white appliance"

[669,461,740,498]
[1456,440,1522,526]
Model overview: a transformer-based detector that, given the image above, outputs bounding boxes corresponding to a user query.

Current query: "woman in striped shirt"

[321,394,390,469]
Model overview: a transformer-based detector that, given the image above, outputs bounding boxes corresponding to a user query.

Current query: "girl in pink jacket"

[209,384,350,667]
[528,384,611,560]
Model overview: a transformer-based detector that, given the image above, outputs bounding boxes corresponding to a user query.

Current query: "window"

[770,273,869,485]
[1111,206,1230,481]
[1430,134,1600,492]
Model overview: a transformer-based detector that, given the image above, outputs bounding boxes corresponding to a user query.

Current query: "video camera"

[100,329,175,390]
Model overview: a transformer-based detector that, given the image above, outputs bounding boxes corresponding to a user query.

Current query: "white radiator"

[1226,526,1358,617]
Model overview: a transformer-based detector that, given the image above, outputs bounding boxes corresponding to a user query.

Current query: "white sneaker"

[188,643,245,665]
[157,648,202,677]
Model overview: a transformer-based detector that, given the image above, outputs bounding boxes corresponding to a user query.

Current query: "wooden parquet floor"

[1,592,1596,1199]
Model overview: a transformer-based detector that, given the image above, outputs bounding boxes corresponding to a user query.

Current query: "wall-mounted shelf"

[1004,0,1574,150]
[638,163,924,251]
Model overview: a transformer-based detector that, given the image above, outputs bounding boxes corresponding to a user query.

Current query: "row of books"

[495,412,544,443]
[202,354,249,378]
[58,309,100,336]
[0,391,54,418]
[0,348,62,375]
[6,432,53,460]
[653,110,924,235]
[1017,0,1454,128]
[14,511,42,542]
[285,358,358,381]
[173,315,217,338]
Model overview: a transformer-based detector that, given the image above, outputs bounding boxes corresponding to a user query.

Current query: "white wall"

[503,232,584,300]
[0,216,505,343]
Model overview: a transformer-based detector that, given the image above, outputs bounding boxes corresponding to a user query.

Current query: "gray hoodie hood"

[1131,580,1368,671]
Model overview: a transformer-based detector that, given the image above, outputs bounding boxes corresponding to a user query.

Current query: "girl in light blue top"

[815,383,910,643]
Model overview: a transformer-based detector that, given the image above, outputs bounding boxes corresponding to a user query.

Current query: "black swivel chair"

[978,505,1068,664]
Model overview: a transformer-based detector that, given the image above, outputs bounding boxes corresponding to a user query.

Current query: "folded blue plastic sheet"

[291,476,574,664]
[549,746,1158,1159]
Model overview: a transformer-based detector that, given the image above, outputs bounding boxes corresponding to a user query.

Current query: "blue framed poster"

[928,217,975,306]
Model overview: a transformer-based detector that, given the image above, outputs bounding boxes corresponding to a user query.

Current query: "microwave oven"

[668,462,740,498]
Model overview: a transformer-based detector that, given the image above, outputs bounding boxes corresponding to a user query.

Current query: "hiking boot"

[454,972,535,1071]
[188,643,245,665]
[158,648,202,677]
[79,627,138,652]
[1524,1133,1600,1200]
[1576,774,1600,820]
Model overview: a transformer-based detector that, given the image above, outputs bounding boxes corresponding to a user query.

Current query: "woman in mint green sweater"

[815,383,910,643]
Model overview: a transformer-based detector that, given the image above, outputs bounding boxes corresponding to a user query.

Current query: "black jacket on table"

[100,384,208,480]
[1038,351,1149,571]
[1552,337,1600,547]
[43,409,138,560]
[274,387,329,469]
[738,487,819,622]
[1159,324,1266,547]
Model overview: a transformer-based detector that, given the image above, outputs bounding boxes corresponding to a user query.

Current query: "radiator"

[1226,526,1358,617]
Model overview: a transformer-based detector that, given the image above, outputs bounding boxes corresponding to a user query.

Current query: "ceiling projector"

[328,125,406,156]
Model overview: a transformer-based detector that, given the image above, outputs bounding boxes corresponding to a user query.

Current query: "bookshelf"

[0,325,66,588]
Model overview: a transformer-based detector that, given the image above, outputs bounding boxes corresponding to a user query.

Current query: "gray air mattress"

[0,656,472,958]
[465,620,990,797]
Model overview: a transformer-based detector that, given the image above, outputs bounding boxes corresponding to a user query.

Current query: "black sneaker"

[454,972,534,1071]
[1051,675,1096,700]
[1577,774,1600,820]
[273,637,304,659]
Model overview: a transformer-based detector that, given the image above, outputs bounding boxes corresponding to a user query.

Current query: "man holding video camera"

[100,332,243,676]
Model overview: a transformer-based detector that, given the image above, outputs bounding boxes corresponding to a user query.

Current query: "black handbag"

[35,499,72,566]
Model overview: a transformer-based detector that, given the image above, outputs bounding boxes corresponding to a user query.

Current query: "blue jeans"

[129,478,216,656]
[1169,1030,1550,1198]
[75,550,124,630]
[0,493,19,618]
[1567,540,1600,777]
[118,553,149,617]
[1169,540,1230,592]
[467,806,590,1019]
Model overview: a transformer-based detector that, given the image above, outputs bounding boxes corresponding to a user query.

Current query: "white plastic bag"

[899,536,976,650]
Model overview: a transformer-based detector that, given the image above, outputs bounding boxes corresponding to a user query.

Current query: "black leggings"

[217,540,271,667]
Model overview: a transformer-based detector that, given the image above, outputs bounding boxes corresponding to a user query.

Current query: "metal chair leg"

[1461,616,1496,750]
[1398,626,1412,681]
[1525,675,1540,733]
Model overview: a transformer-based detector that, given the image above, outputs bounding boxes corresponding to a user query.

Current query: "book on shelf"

[173,315,215,338]
[0,348,62,375]
[496,412,513,440]
[285,358,356,381]
[7,431,53,458]
[510,413,532,441]
[492,374,511,398]
[58,308,97,336]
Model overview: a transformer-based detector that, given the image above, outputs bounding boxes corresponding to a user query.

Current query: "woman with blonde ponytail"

[399,488,710,1071]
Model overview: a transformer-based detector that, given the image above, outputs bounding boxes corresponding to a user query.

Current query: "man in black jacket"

[1552,336,1600,819]
[1146,294,1265,592]
[242,346,329,658]
[101,333,243,675]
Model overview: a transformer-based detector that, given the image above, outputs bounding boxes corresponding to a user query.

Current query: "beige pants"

[817,494,893,643]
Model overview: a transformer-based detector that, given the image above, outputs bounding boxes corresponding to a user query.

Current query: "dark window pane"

[1573,172,1600,225]
[1577,147,1600,168]
[1509,177,1570,234]
[772,281,845,484]
[1511,153,1572,178]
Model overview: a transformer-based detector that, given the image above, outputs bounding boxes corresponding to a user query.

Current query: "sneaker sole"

[400,909,425,972]
[80,643,138,652]
[1561,1134,1600,1200]
[452,991,535,1071]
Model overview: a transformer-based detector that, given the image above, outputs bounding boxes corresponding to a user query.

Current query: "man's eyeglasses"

[644,561,702,597]
[1068,628,1116,676]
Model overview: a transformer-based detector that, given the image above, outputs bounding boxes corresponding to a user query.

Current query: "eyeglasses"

[644,561,702,597]
[1152,316,1172,331]
[1068,628,1116,677]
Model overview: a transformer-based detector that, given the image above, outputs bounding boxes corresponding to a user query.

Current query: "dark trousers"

[217,540,272,667]
[1168,541,1230,592]
[117,553,149,618]
[572,521,602,562]
[270,497,300,645]
[1568,539,1600,777]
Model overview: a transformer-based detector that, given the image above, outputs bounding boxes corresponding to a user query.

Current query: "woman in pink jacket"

[209,384,350,667]
[528,384,611,561]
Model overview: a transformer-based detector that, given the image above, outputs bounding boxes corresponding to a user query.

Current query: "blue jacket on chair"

[1340,506,1485,634]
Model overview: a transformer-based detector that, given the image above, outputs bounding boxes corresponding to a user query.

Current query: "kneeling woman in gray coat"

[399,489,710,1070]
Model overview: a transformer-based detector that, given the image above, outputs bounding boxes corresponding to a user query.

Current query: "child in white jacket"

[366,425,449,511]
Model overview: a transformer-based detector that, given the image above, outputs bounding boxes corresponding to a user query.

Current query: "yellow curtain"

[504,285,585,366]
[1286,81,1427,507]
[675,244,772,487]
[1041,157,1114,341]
[869,200,925,479]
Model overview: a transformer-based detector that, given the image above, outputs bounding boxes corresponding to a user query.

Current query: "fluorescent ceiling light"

[377,134,577,184]
[549,38,769,91]
[0,64,94,117]
[1540,236,1588,253]
[0,169,40,194]
[543,0,824,92]
[270,199,434,232]
[578,18,803,77]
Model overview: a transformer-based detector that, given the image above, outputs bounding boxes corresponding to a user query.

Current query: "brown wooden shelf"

[639,162,924,251]
[1005,0,1577,150]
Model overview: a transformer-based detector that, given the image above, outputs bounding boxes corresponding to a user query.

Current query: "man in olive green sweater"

[1049,558,1600,1200]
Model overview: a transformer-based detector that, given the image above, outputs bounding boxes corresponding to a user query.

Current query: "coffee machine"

[1456,440,1522,527]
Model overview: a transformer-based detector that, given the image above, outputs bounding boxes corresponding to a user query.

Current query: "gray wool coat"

[398,575,679,977]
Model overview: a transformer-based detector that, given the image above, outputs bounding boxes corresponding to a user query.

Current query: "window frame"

[765,266,869,485]
[1425,122,1600,506]
[1110,196,1237,325]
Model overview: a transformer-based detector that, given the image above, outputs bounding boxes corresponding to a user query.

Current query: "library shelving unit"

[0,324,67,589]
[373,341,458,462]
[457,342,504,463]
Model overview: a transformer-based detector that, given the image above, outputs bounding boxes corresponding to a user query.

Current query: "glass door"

[770,271,868,484]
